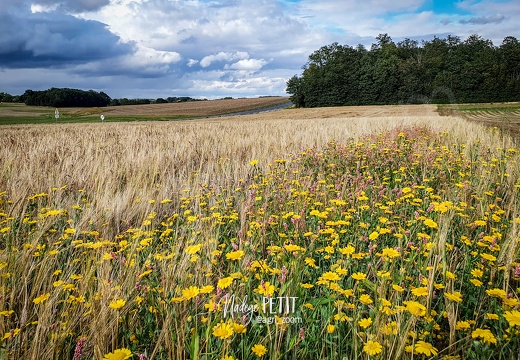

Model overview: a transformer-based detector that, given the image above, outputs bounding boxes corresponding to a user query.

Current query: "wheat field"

[1,105,519,359]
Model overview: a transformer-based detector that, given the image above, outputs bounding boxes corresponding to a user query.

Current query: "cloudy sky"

[1,0,518,99]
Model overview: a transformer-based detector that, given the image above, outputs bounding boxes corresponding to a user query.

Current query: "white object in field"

[100,114,105,122]
[55,108,59,121]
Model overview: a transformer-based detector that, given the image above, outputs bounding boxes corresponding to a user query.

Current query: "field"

[0,97,290,125]
[1,104,519,360]
[438,102,520,142]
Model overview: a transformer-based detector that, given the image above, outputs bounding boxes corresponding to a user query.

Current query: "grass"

[0,97,291,125]
[438,102,520,143]
[1,110,519,359]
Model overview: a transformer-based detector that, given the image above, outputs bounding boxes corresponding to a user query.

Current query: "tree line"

[0,88,208,107]
[286,34,520,107]
[20,88,112,107]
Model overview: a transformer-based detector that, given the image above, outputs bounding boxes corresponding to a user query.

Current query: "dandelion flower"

[414,341,438,356]
[326,324,335,333]
[251,344,267,357]
[102,348,132,360]
[363,340,382,356]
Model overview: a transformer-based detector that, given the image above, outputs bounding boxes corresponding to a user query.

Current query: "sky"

[1,0,519,99]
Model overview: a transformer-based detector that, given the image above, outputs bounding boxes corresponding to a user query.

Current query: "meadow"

[0,97,290,125]
[0,104,519,359]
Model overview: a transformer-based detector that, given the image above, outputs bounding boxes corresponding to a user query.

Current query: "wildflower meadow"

[0,111,519,359]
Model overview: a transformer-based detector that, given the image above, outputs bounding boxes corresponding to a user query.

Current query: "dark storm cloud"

[0,11,134,68]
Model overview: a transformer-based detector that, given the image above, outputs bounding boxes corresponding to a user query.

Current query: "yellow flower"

[455,321,470,330]
[363,340,382,356]
[504,310,520,327]
[254,281,275,297]
[232,322,247,334]
[33,293,50,305]
[185,244,202,255]
[212,322,234,339]
[339,245,355,255]
[217,277,233,289]
[64,228,76,234]
[249,159,259,166]
[392,284,404,292]
[486,288,507,299]
[0,310,14,317]
[200,285,215,294]
[102,348,132,360]
[284,244,305,252]
[182,286,200,300]
[471,328,497,345]
[481,253,497,262]
[326,324,335,333]
[445,291,463,302]
[2,328,20,340]
[304,257,318,268]
[423,218,438,229]
[109,299,126,310]
[226,250,245,261]
[358,317,372,329]
[251,344,267,357]
[486,313,499,320]
[414,341,438,356]
[368,231,379,240]
[300,283,314,289]
[381,247,400,259]
[321,271,341,281]
[359,294,373,305]
[470,278,483,287]
[411,287,428,297]
[404,301,426,317]
[351,272,367,281]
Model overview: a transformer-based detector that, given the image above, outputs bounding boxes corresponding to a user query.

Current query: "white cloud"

[187,58,199,67]
[227,58,268,71]
[200,51,249,68]
[132,46,181,66]
[3,0,520,99]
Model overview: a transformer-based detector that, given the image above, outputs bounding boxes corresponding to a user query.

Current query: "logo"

[220,294,302,325]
